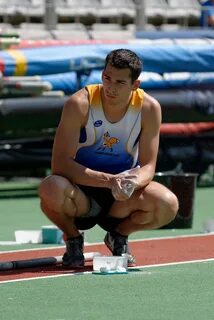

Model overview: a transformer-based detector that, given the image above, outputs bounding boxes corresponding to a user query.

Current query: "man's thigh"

[99,181,177,231]
[109,181,178,217]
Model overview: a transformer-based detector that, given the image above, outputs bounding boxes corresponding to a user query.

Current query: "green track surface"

[1,262,213,320]
[0,186,213,246]
[0,185,213,320]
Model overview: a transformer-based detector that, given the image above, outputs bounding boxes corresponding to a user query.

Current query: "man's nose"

[108,83,116,92]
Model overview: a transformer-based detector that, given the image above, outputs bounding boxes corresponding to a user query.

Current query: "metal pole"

[44,0,57,31]
[134,0,147,31]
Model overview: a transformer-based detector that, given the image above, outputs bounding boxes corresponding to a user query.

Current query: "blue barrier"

[1,42,214,76]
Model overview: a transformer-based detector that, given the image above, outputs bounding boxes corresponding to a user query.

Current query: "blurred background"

[0,0,213,235]
[1,7,214,320]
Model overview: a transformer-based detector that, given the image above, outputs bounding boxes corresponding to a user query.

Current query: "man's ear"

[132,79,141,90]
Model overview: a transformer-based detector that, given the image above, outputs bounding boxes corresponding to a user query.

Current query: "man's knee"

[39,174,90,217]
[165,192,179,221]
[38,175,77,216]
[157,191,179,227]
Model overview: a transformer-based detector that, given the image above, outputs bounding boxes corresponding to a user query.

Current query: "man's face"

[102,64,138,105]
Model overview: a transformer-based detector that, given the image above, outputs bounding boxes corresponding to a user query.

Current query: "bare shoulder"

[143,91,161,114]
[141,91,162,128]
[62,87,89,125]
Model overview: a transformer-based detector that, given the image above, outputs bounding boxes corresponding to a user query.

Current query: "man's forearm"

[138,164,155,188]
[52,159,113,189]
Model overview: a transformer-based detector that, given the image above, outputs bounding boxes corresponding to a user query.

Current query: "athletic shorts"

[74,185,121,232]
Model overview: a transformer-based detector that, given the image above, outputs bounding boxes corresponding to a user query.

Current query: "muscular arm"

[51,88,113,188]
[137,93,161,186]
[112,93,161,200]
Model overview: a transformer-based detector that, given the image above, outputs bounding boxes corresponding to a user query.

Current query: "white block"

[93,255,128,271]
[15,230,42,244]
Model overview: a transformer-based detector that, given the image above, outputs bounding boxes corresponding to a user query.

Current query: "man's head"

[104,48,142,83]
[102,49,142,105]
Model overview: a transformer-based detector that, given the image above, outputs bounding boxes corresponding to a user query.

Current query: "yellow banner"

[7,50,27,76]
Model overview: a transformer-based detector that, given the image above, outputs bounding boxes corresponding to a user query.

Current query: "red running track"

[0,234,214,282]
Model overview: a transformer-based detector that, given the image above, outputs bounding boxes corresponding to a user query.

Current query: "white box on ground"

[15,230,42,244]
[93,255,128,271]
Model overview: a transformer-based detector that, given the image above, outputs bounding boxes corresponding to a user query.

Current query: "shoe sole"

[62,253,85,268]
[62,261,85,269]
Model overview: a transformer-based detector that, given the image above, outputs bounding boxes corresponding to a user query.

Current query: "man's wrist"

[104,174,114,189]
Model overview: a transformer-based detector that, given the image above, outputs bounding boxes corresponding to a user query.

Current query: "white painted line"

[1,232,214,254]
[129,232,214,242]
[129,257,214,270]
[1,257,214,284]
[0,271,92,284]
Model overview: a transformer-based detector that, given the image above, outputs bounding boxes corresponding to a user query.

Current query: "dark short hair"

[104,48,142,83]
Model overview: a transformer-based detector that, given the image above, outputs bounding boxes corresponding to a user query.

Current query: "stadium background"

[0,1,213,319]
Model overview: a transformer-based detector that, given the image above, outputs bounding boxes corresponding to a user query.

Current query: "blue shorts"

[74,185,121,231]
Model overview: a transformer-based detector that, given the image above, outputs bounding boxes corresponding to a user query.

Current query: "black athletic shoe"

[62,234,85,268]
[104,231,136,267]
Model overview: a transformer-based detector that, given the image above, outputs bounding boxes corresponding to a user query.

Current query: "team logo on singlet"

[94,120,103,127]
[97,131,119,153]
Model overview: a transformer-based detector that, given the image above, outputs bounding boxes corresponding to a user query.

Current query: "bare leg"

[38,175,90,238]
[40,202,80,238]
[108,181,179,236]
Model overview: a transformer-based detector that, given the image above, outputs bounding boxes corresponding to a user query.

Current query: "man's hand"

[111,166,140,201]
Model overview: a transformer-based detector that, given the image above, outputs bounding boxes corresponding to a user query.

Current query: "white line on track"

[0,232,214,254]
[1,257,214,284]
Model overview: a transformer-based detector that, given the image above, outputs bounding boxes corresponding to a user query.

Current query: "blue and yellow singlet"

[75,84,144,174]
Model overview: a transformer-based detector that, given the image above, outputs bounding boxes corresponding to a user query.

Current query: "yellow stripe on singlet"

[7,50,27,76]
